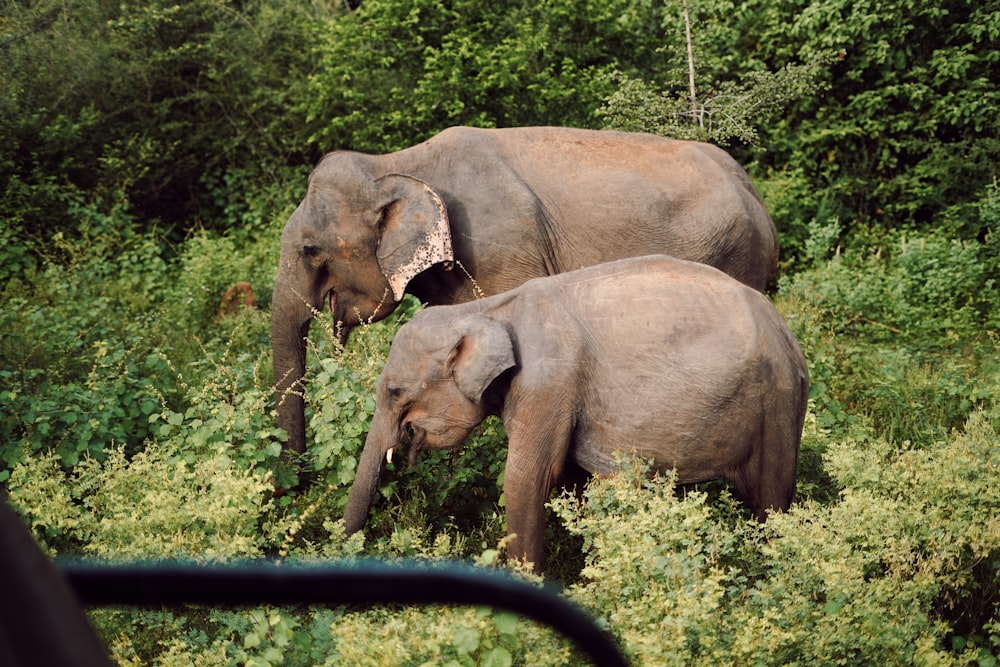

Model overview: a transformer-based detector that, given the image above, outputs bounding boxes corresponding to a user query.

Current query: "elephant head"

[271,153,454,459]
[342,312,515,535]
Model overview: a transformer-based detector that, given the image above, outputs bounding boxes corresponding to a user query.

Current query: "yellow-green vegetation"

[2,0,999,664]
[3,206,998,665]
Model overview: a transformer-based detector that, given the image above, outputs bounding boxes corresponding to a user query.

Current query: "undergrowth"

[2,184,1000,664]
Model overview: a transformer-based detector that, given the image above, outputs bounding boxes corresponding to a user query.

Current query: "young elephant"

[344,255,809,572]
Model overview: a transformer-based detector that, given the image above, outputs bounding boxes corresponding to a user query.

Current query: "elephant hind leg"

[729,365,807,521]
[731,421,801,521]
[730,462,795,522]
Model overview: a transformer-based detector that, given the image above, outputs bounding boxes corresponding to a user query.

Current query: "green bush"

[549,416,1000,665]
[0,222,171,474]
[0,208,287,480]
[7,444,274,560]
[300,0,668,153]
[780,225,991,346]
[776,220,998,445]
[1,0,328,250]
[167,230,280,331]
[742,0,1000,232]
[96,599,574,667]
[753,165,834,272]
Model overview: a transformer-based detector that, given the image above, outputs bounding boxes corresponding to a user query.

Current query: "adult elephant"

[272,126,778,458]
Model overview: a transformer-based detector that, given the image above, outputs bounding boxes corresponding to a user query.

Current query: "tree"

[596,0,1000,261]
[746,0,1000,232]
[1,0,337,252]
[597,0,835,146]
[599,60,835,146]
[299,0,668,153]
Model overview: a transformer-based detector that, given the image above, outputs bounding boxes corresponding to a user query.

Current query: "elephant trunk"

[343,410,398,535]
[271,271,315,458]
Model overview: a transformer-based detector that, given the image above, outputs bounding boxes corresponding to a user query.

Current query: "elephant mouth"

[327,289,339,320]
[391,420,470,468]
[326,289,351,344]
[384,424,425,468]
[406,426,426,467]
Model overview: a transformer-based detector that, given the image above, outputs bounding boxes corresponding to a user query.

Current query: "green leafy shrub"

[552,460,744,666]
[166,230,280,332]
[776,223,998,445]
[0,223,172,475]
[0,209,287,481]
[314,604,571,667]
[7,444,274,560]
[743,0,1000,231]
[150,337,284,475]
[300,0,668,153]
[305,328,386,488]
[99,598,574,667]
[550,416,1000,666]
[976,180,1000,328]
[753,166,835,271]
[599,55,834,147]
[779,230,991,346]
[0,343,167,472]
[1,0,329,251]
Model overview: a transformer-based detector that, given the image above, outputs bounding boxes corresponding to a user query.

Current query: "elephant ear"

[446,315,515,403]
[374,173,454,302]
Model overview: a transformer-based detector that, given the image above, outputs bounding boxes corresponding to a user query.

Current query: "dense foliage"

[1,0,326,267]
[2,0,999,664]
[753,0,1000,234]
[598,0,1000,263]
[299,0,667,153]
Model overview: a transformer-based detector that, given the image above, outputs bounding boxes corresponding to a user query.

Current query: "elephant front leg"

[502,426,574,574]
[503,473,550,572]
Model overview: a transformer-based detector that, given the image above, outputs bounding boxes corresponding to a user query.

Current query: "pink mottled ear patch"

[383,180,454,301]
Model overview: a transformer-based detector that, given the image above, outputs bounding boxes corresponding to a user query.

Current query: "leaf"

[493,612,519,637]
[453,626,480,656]
[482,646,513,667]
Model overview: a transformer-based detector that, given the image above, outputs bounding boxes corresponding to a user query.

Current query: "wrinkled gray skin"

[344,255,809,573]
[272,126,778,459]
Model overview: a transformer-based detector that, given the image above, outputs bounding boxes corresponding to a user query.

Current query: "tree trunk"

[683,0,700,127]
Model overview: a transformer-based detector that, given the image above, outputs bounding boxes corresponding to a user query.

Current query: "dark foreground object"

[0,500,113,667]
[61,561,628,666]
[60,560,629,667]
[3,497,626,665]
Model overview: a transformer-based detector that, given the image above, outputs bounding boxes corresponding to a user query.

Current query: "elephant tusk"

[386,448,394,464]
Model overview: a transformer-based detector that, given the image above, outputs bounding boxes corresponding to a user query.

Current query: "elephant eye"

[302,244,320,258]
[388,386,405,400]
